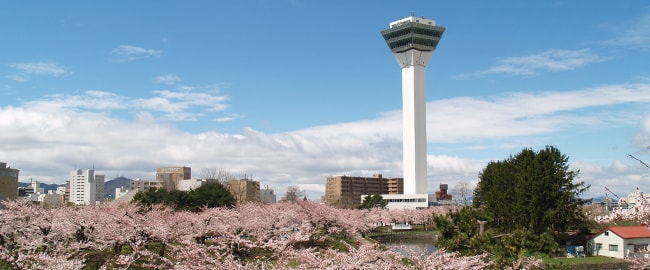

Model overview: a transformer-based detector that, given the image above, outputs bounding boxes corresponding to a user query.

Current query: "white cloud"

[214,114,243,122]
[599,10,650,49]
[571,159,650,199]
[455,49,607,78]
[109,45,163,62]
[147,90,229,116]
[6,62,69,81]
[22,87,230,122]
[427,84,650,142]
[294,83,650,144]
[154,74,182,85]
[5,74,27,82]
[9,62,68,76]
[634,114,650,149]
[1,82,649,200]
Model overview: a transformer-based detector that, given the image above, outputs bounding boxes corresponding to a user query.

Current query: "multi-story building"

[130,179,163,192]
[62,182,71,203]
[69,169,95,205]
[19,180,44,202]
[177,178,206,191]
[156,166,191,190]
[95,174,105,202]
[40,191,65,207]
[56,186,67,201]
[324,174,403,209]
[260,186,277,204]
[385,177,404,194]
[115,186,130,199]
[69,169,104,205]
[0,162,19,200]
[29,179,42,194]
[226,179,261,203]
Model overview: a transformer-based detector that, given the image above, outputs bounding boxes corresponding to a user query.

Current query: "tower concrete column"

[381,16,444,195]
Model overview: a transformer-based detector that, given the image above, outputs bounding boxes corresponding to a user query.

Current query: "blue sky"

[1,1,650,201]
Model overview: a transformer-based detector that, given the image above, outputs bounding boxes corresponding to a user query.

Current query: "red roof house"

[590,225,650,259]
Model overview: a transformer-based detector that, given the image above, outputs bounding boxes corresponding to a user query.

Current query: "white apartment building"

[69,169,104,205]
[261,187,276,204]
[40,191,64,207]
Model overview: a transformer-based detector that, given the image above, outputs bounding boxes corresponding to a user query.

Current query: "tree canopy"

[0,200,496,269]
[133,182,235,211]
[280,185,306,202]
[473,145,589,235]
[359,194,387,209]
[432,146,588,266]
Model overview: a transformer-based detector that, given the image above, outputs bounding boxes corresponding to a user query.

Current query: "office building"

[69,169,96,205]
[95,174,105,202]
[0,162,19,200]
[260,186,277,204]
[130,179,164,192]
[156,166,191,190]
[324,174,403,209]
[226,179,261,203]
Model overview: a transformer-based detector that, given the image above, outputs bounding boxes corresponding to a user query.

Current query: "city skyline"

[1,1,650,200]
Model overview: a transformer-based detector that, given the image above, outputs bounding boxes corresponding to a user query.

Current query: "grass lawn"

[543,256,628,265]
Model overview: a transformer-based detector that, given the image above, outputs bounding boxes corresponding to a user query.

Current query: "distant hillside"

[104,176,132,198]
[590,195,607,203]
[18,182,62,193]
[19,176,133,199]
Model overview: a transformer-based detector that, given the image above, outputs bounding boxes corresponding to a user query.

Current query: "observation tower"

[381,16,445,195]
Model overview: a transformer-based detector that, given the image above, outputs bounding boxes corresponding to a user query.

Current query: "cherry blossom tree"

[596,192,650,224]
[0,199,506,269]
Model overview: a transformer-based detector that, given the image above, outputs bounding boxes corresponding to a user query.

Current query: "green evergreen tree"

[133,182,235,211]
[359,194,387,209]
[187,182,235,211]
[473,145,589,235]
[434,202,562,269]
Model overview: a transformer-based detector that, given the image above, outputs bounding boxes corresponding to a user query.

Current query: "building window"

[596,243,602,250]
[609,245,618,252]
[634,244,648,252]
[605,231,609,236]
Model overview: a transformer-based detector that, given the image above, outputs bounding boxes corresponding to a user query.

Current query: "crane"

[604,187,626,210]
[627,154,650,170]
[605,187,622,201]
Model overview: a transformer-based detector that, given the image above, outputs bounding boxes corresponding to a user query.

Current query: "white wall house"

[590,225,650,259]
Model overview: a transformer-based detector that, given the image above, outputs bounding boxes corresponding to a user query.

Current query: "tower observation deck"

[381,17,445,54]
[381,16,444,195]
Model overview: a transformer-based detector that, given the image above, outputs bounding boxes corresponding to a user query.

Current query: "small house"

[590,225,650,259]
